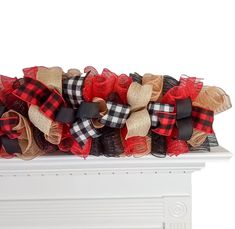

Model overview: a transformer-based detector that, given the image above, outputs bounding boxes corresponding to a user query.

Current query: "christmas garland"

[0,66,232,160]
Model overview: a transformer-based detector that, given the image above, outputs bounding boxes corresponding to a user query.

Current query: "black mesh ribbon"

[100,127,124,157]
[129,73,142,84]
[150,132,167,158]
[163,75,179,95]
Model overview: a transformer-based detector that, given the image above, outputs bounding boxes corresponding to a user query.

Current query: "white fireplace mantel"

[0,146,232,229]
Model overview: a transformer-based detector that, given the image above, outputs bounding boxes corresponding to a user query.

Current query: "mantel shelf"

[0,146,232,176]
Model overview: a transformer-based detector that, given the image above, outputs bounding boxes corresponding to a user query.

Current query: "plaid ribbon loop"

[0,116,20,138]
[192,106,214,134]
[148,102,175,127]
[100,102,130,128]
[0,109,22,154]
[70,119,101,147]
[13,77,65,120]
[63,73,87,108]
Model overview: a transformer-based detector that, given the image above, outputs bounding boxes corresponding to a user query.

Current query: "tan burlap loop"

[127,82,152,111]
[187,129,208,147]
[37,66,63,93]
[126,82,152,139]
[91,97,108,129]
[193,86,232,114]
[142,74,163,102]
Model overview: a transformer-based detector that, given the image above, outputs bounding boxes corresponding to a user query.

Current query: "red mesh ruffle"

[121,127,148,156]
[161,76,203,104]
[166,137,189,156]
[113,74,132,104]
[0,75,17,103]
[59,125,92,158]
[23,66,38,79]
[92,68,116,100]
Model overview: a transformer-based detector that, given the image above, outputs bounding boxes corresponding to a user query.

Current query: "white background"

[0,0,234,228]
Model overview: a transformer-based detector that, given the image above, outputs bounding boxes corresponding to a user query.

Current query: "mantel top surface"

[0,146,232,165]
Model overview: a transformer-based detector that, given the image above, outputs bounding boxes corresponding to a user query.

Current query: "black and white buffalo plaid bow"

[61,72,131,146]
[68,102,130,147]
[63,73,87,108]
[57,99,130,147]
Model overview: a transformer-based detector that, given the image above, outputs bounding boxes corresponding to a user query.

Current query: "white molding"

[0,146,231,177]
[0,146,232,229]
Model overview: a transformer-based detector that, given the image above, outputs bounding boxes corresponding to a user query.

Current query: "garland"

[0,66,232,160]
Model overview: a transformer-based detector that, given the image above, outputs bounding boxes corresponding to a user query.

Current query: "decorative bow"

[60,74,130,147]
[0,106,22,154]
[153,97,214,140]
[12,77,65,121]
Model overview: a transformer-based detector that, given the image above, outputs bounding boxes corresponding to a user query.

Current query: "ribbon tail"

[1,135,22,154]
[70,119,101,148]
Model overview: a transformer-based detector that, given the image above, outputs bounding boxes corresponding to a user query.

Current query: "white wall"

[0,0,234,228]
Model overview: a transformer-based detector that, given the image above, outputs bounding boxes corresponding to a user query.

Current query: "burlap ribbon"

[142,74,163,102]
[126,82,152,139]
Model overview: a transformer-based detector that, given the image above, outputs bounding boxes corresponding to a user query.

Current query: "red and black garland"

[0,66,232,160]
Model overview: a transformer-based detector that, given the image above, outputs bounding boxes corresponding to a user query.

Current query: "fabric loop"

[176,98,193,140]
[63,73,88,108]
[100,102,130,128]
[148,102,174,127]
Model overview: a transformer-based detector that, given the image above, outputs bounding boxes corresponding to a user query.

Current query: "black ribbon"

[56,102,100,123]
[176,98,193,140]
[0,135,22,154]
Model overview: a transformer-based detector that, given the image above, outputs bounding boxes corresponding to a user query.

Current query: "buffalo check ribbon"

[100,102,130,128]
[56,101,101,147]
[12,77,65,120]
[0,106,22,154]
[70,119,101,147]
[153,98,214,139]
[148,102,175,127]
[63,73,87,108]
